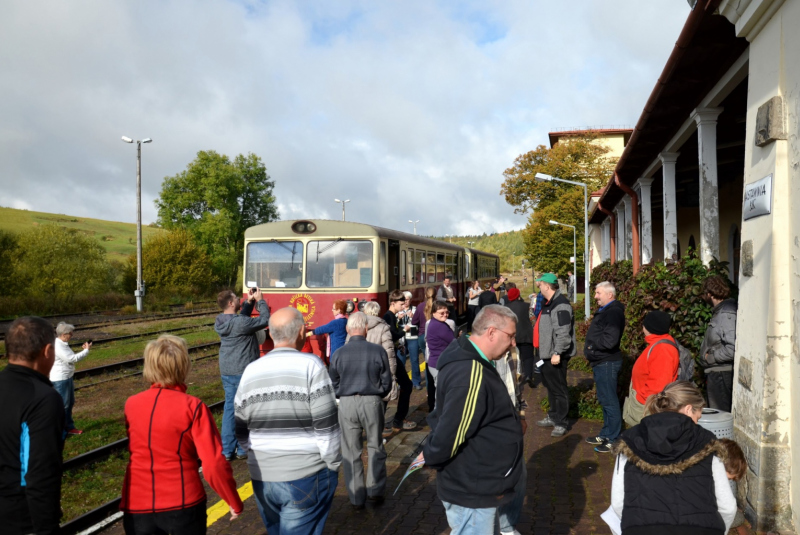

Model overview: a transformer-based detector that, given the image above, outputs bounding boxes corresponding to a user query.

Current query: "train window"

[415,250,424,284]
[427,252,436,283]
[246,241,303,288]
[379,242,386,286]
[306,240,373,288]
[464,255,470,280]
[436,253,445,265]
[401,250,407,285]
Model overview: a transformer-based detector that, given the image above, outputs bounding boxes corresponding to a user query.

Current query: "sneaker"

[367,495,385,504]
[67,429,83,435]
[594,443,613,453]
[551,426,568,437]
[393,420,417,431]
[536,417,555,428]
[500,530,522,535]
[382,427,394,438]
[236,452,248,460]
[585,436,607,446]
[414,385,424,390]
[351,502,365,510]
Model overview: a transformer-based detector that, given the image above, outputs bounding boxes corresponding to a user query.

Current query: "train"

[242,219,499,358]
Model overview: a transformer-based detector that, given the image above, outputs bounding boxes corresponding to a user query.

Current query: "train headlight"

[357,301,366,312]
[345,300,355,314]
[291,221,317,234]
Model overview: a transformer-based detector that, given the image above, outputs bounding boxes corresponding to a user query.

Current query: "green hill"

[0,206,163,261]
[430,230,526,274]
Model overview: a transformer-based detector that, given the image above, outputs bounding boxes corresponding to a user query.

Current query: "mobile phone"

[86,339,93,344]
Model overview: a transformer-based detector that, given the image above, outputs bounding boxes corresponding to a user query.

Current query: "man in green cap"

[532,273,576,437]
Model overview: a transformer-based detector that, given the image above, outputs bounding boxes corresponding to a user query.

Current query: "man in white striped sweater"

[235,307,341,535]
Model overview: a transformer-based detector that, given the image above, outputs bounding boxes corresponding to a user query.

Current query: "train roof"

[245,219,498,258]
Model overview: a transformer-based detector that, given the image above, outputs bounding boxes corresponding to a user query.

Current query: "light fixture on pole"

[121,135,152,312]
[333,199,350,221]
[536,172,589,316]
[549,220,577,303]
[445,234,452,243]
[408,220,419,235]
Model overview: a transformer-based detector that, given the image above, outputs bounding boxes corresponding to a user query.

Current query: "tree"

[501,134,617,276]
[122,229,213,297]
[15,225,110,299]
[155,151,279,285]
[0,231,20,296]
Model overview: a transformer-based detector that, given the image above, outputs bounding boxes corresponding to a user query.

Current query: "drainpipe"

[597,203,616,265]
[614,173,641,274]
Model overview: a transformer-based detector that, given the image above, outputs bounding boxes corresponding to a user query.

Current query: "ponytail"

[644,380,705,417]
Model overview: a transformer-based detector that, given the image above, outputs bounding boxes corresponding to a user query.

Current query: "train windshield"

[245,241,303,288]
[306,240,373,288]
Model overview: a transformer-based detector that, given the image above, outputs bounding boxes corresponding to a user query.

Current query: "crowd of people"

[0,270,743,535]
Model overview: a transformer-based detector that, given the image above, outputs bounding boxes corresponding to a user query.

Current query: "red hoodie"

[121,384,243,514]
[631,333,679,404]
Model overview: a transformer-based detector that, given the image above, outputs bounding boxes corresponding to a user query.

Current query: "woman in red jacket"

[121,335,244,534]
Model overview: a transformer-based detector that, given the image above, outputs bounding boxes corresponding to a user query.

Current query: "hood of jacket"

[713,298,738,318]
[613,412,723,475]
[214,313,237,336]
[367,315,386,330]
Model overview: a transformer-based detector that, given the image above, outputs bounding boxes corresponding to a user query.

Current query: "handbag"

[622,383,646,427]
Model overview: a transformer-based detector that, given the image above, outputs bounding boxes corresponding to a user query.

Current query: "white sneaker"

[500,530,521,535]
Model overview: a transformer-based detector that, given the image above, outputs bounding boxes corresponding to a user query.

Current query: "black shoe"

[585,436,607,446]
[351,502,365,510]
[367,495,385,505]
[594,443,613,453]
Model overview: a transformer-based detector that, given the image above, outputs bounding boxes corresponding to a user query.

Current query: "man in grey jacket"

[215,288,269,460]
[699,275,737,412]
[533,273,576,437]
[329,312,393,508]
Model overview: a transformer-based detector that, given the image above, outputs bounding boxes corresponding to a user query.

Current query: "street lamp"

[549,220,577,303]
[408,220,419,235]
[121,135,152,312]
[536,172,589,316]
[445,234,452,243]
[334,199,350,221]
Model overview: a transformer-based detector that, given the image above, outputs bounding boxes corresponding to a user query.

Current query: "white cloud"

[0,0,689,233]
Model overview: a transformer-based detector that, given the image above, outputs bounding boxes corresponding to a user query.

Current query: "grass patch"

[63,417,127,459]
[539,381,604,421]
[61,452,128,521]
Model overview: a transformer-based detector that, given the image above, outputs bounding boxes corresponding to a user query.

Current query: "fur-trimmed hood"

[611,411,726,475]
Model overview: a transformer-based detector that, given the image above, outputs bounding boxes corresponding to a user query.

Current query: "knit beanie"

[643,310,671,335]
[507,288,520,302]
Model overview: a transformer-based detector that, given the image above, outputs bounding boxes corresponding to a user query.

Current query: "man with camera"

[215,287,269,461]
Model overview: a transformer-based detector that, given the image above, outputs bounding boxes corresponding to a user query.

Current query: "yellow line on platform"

[206,481,254,527]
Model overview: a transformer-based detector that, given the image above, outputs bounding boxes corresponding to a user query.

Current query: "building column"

[615,204,626,261]
[601,219,610,261]
[634,178,655,264]
[691,107,723,265]
[623,198,633,260]
[660,152,680,262]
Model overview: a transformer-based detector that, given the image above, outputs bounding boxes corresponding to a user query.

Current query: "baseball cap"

[535,273,558,284]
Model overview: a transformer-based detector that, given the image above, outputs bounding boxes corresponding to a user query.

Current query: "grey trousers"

[339,395,387,505]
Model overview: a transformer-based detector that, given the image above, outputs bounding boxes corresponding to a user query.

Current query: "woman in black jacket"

[610,381,736,535]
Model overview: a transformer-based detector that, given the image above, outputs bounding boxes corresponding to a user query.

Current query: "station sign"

[743,174,772,221]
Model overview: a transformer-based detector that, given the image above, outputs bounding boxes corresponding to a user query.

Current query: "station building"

[587,0,800,531]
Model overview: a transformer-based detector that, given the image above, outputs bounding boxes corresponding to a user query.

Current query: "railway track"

[74,351,219,391]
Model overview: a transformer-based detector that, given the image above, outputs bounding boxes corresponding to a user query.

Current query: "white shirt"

[50,338,89,381]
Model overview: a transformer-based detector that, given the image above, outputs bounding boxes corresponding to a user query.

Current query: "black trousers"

[706,369,733,413]
[426,367,436,412]
[123,500,207,535]
[541,357,570,427]
[518,343,535,380]
[467,305,479,331]
[392,363,412,426]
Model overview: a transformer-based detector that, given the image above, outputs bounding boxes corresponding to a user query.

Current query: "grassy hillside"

[430,230,528,275]
[0,207,163,261]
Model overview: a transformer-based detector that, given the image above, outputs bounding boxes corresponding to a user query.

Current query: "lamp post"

[334,199,350,221]
[408,219,419,235]
[445,234,452,243]
[536,172,589,316]
[121,135,152,312]
[549,220,577,303]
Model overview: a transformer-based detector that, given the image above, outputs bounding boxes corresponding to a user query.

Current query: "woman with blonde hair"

[121,335,243,534]
[610,381,736,534]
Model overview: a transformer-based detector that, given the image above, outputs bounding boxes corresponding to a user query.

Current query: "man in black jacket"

[477,275,505,311]
[0,317,64,535]
[420,305,523,533]
[503,287,535,383]
[583,281,625,452]
[329,312,393,508]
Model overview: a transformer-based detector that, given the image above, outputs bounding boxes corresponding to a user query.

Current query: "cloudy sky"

[1,1,689,237]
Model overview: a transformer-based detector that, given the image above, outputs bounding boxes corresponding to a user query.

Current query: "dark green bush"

[539,381,603,421]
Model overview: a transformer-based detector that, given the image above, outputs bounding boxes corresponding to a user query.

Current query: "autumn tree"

[501,134,617,276]
[122,229,213,296]
[155,151,279,286]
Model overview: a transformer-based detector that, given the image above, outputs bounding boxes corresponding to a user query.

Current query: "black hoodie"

[423,335,523,509]
[613,412,726,535]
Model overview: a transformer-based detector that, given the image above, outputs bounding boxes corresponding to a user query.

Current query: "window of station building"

[415,250,425,284]
[305,240,374,288]
[245,241,303,288]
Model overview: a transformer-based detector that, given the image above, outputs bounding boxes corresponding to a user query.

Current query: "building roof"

[590,0,748,224]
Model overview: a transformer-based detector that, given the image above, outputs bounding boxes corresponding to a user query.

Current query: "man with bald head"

[235,307,341,534]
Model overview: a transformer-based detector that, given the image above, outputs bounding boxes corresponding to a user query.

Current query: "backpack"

[646,338,695,382]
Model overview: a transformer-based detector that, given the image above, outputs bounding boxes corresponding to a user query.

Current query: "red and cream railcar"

[243,219,499,359]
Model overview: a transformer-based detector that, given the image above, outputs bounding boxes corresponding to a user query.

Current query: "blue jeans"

[406,337,422,387]
[593,360,622,441]
[498,462,526,532]
[221,374,243,456]
[253,469,338,535]
[442,500,498,535]
[52,378,75,430]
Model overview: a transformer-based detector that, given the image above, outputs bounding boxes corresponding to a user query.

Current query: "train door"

[388,240,400,290]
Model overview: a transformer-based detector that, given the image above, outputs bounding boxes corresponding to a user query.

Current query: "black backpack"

[646,338,695,382]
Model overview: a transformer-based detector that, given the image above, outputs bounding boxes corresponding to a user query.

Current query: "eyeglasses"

[494,327,516,339]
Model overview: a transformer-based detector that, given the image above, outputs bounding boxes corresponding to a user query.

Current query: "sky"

[0,1,690,237]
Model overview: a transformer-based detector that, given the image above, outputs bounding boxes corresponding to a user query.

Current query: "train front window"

[246,241,303,288]
[306,240,374,288]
